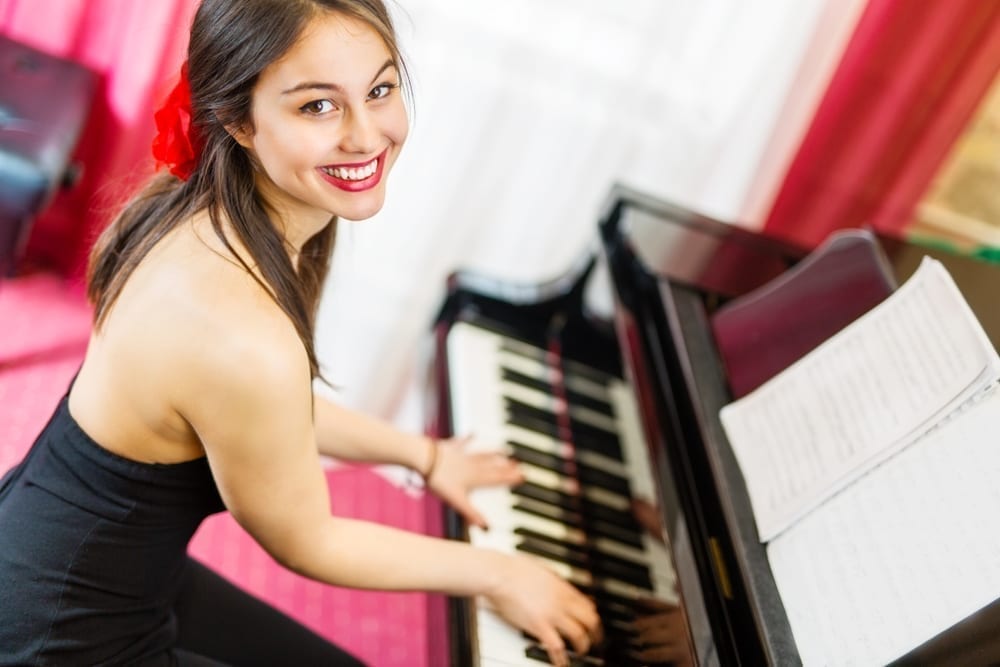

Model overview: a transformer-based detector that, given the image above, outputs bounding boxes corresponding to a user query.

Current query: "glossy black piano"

[424,185,1000,666]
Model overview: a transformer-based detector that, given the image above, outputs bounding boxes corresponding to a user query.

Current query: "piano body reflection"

[425,185,1000,666]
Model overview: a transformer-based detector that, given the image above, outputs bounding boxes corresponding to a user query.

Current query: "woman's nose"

[339,107,379,154]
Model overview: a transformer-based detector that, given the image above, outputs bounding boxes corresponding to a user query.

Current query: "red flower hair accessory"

[151,62,204,181]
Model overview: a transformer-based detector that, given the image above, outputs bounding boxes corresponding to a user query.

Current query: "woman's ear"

[224,121,254,150]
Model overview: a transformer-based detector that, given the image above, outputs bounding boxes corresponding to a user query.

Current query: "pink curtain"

[0,0,200,280]
[763,0,1000,248]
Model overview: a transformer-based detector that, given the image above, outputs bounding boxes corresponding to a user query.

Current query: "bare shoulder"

[157,216,310,408]
[101,212,310,421]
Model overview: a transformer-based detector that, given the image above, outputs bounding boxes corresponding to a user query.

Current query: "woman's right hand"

[483,552,602,667]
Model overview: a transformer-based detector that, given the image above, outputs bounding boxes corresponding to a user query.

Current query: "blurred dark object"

[0,35,95,277]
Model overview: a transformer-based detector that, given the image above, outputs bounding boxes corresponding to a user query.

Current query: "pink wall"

[1,0,199,280]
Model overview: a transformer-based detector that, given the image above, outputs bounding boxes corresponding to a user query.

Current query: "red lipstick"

[318,148,388,193]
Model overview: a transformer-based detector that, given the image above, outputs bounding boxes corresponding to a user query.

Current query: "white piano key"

[599,576,651,601]
[471,488,586,552]
[500,379,567,414]
[609,380,655,501]
[590,537,649,567]
[519,461,580,495]
[643,533,681,604]
[487,332,610,403]
[476,522,637,602]
[469,485,516,529]
[565,405,620,436]
[509,503,650,566]
[475,498,653,591]
[562,373,615,404]
[498,348,616,406]
[534,556,593,589]
[496,336,551,363]
[509,508,587,545]
[448,323,507,447]
[496,349,555,383]
[567,449,629,478]
[519,461,632,514]
[479,657,530,667]
[477,605,534,665]
[510,495,578,525]
[581,486,630,513]
[471,507,588,586]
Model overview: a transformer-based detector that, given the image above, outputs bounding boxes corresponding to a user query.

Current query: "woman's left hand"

[425,435,524,530]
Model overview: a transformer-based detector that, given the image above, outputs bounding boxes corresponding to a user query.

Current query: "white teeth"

[325,159,378,181]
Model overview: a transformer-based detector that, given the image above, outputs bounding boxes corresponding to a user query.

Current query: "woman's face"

[235,12,408,228]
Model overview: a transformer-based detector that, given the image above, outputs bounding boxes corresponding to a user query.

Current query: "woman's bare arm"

[173,318,598,665]
[312,394,432,472]
[312,389,523,529]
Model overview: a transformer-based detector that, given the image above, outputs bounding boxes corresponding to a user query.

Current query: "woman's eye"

[301,99,336,115]
[369,83,398,100]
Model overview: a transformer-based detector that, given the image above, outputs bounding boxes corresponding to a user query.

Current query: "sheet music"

[720,258,1000,541]
[766,388,1000,666]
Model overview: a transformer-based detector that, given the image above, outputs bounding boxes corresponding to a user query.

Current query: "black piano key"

[510,441,569,470]
[517,535,589,569]
[505,400,624,461]
[577,467,632,498]
[514,500,643,549]
[526,641,648,667]
[501,367,616,417]
[512,482,644,542]
[588,519,646,550]
[513,482,643,536]
[521,624,639,657]
[524,644,605,666]
[517,526,650,576]
[600,605,641,631]
[573,584,645,622]
[517,546,652,595]
[498,337,555,365]
[508,442,633,497]
[497,339,617,387]
[505,396,619,441]
[511,498,644,552]
[513,498,585,528]
[516,541,655,613]
[580,518,644,552]
[561,358,619,387]
[515,528,654,590]
[508,411,621,462]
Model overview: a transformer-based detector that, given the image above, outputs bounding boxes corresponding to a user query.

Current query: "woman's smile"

[318,147,387,192]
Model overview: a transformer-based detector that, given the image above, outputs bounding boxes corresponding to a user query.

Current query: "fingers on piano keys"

[449,323,689,666]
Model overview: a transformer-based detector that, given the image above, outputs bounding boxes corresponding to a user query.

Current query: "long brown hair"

[87,0,409,379]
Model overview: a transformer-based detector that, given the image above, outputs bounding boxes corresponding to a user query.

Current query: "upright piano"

[425,185,1000,666]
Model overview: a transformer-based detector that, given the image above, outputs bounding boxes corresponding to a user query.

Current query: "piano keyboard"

[447,321,680,666]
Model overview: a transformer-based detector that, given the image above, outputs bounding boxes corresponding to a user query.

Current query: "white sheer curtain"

[314,0,863,424]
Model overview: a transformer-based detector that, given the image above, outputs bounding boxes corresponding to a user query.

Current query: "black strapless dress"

[0,393,225,665]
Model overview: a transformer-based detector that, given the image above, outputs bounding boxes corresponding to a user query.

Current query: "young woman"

[0,1,601,665]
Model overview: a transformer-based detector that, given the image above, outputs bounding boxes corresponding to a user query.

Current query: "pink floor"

[0,272,446,666]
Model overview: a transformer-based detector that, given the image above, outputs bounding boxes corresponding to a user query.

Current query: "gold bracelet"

[421,437,439,482]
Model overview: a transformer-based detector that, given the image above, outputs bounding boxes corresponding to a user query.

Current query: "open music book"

[720,256,1000,665]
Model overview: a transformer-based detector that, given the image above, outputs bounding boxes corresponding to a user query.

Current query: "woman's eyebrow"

[281,59,397,95]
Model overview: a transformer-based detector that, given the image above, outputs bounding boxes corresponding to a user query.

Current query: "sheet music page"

[720,257,1000,542]
[766,388,1000,666]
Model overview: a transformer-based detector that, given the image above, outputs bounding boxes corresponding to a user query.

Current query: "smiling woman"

[232,14,408,226]
[0,1,599,666]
